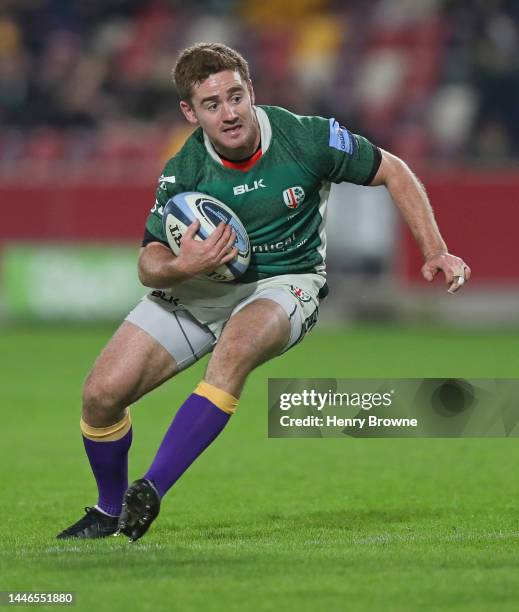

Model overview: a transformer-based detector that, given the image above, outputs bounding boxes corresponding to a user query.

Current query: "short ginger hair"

[173,42,251,102]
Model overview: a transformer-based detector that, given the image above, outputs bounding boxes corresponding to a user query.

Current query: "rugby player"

[57,43,470,541]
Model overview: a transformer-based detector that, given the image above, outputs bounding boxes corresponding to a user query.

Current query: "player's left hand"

[421,252,471,294]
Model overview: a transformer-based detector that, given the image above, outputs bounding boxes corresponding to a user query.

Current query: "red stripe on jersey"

[221,148,263,172]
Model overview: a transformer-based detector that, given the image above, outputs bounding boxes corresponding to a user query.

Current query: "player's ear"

[247,79,255,106]
[180,100,199,125]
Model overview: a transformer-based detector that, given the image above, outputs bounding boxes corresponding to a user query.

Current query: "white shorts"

[125,273,326,372]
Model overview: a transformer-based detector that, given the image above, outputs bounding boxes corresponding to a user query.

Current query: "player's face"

[180,70,260,161]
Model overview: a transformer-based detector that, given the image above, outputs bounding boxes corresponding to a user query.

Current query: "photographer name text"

[278,390,418,429]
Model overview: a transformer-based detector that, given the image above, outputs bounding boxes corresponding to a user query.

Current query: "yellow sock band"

[80,410,131,442]
[194,381,238,415]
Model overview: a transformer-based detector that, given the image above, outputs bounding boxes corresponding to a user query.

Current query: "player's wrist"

[423,247,448,261]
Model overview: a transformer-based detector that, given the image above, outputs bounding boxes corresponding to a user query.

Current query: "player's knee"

[204,341,251,392]
[208,333,273,386]
[82,372,126,424]
[215,334,259,372]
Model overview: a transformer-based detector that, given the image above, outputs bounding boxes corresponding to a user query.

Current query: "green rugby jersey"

[145,105,381,282]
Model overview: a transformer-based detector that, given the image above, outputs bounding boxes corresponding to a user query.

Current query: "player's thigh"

[205,298,291,396]
[125,296,216,376]
[205,280,321,397]
[231,282,321,356]
[84,298,216,416]
[83,321,176,414]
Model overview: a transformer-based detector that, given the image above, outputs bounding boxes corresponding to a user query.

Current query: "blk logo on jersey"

[233,179,266,195]
[283,186,305,209]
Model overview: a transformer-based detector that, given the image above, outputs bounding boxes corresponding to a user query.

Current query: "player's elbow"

[137,243,185,289]
[137,246,160,287]
[137,264,154,288]
[138,267,155,288]
[379,151,418,194]
[138,263,168,289]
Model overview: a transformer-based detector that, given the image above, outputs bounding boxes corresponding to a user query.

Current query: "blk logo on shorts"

[283,186,305,209]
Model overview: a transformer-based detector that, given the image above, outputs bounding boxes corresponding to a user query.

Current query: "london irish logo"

[283,186,305,209]
[289,285,312,303]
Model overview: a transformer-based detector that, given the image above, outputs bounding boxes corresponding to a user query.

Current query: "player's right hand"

[421,252,471,294]
[175,220,238,277]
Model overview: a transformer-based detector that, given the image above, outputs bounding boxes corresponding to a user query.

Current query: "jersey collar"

[203,106,272,166]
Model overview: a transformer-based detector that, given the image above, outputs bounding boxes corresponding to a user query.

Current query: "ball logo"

[283,186,305,209]
[196,197,250,259]
[197,198,232,226]
[167,222,183,249]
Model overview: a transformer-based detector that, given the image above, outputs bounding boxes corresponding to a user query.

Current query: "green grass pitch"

[1,324,519,611]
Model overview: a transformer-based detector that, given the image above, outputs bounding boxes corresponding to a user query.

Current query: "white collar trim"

[203,106,272,165]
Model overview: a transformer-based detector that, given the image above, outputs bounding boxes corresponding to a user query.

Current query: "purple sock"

[144,394,231,498]
[83,427,132,516]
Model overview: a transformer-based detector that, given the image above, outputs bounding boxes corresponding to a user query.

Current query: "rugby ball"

[163,191,250,282]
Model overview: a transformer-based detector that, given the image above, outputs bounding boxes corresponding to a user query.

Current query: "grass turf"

[1,324,519,611]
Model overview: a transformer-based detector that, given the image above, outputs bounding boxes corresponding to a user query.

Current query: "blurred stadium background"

[0,0,518,324]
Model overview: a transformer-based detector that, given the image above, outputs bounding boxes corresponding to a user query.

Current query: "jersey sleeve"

[299,115,382,185]
[143,158,183,247]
